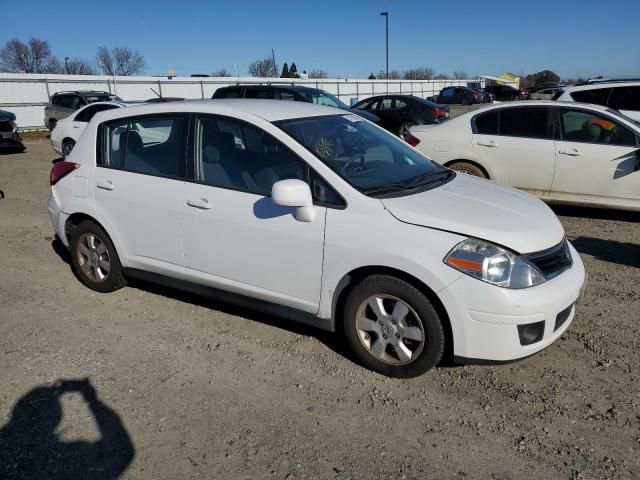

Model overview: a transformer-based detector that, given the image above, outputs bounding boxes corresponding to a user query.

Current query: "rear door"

[471,106,556,195]
[93,114,187,277]
[551,107,640,208]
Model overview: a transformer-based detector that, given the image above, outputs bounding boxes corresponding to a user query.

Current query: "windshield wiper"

[362,183,414,196]
[406,169,454,188]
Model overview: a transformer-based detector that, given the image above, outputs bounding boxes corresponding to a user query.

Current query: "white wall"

[0,73,480,129]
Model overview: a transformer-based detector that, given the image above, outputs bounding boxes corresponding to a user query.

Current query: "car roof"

[218,84,323,93]
[453,100,613,118]
[91,98,342,123]
[77,101,128,108]
[53,90,115,96]
[560,81,640,91]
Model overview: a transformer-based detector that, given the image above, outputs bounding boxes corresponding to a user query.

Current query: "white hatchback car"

[408,101,640,211]
[50,101,127,157]
[48,100,586,377]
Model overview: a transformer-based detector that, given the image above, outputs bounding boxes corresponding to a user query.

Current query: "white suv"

[554,80,640,122]
[48,100,586,377]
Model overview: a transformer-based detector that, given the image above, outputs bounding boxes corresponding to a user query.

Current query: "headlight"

[444,238,545,289]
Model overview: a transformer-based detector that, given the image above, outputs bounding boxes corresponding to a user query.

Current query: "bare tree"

[0,37,57,73]
[248,57,277,77]
[96,46,145,76]
[64,58,96,75]
[309,68,328,79]
[376,69,401,80]
[402,67,434,80]
[210,68,232,77]
[434,73,449,80]
[453,70,468,79]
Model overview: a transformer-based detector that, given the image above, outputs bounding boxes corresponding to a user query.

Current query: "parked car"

[145,97,186,103]
[473,88,494,103]
[50,102,128,157]
[528,88,560,100]
[48,100,586,378]
[352,95,449,136]
[0,109,25,152]
[44,91,122,131]
[553,80,640,122]
[407,101,640,210]
[211,84,380,123]
[483,84,527,101]
[436,86,482,105]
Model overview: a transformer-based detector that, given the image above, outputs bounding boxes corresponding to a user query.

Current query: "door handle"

[477,139,498,147]
[96,180,115,191]
[187,198,212,210]
[558,149,583,156]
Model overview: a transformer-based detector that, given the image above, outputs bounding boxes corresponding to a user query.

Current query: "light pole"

[64,57,70,74]
[380,12,388,79]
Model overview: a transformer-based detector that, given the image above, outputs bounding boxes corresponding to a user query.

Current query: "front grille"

[0,120,15,133]
[555,303,574,331]
[524,238,572,279]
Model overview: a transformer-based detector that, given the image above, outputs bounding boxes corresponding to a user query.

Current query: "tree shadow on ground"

[0,378,134,479]
[551,204,640,223]
[571,236,640,268]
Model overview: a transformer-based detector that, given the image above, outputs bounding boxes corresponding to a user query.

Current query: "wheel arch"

[331,265,454,362]
[64,212,124,262]
[444,159,491,179]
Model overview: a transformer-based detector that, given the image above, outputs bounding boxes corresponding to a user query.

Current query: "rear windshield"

[85,94,122,103]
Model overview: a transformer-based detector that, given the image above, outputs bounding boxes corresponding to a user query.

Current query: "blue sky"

[2,0,639,79]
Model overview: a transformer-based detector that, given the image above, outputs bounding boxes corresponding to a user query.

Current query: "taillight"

[402,131,420,147]
[50,161,79,185]
[432,107,447,117]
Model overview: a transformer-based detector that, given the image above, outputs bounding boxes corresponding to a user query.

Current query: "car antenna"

[150,87,164,102]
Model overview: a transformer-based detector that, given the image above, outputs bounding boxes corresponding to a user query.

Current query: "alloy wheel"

[76,233,111,282]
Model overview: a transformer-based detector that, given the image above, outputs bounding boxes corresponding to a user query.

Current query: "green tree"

[368,73,376,80]
[281,62,289,78]
[289,62,299,78]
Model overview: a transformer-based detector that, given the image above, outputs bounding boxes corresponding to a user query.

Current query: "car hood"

[381,173,565,254]
[347,108,380,123]
[0,110,16,121]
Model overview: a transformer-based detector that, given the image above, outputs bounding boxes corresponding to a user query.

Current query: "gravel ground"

[1,139,638,480]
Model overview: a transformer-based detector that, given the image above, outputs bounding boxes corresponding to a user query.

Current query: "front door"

[93,114,188,277]
[181,115,326,313]
[471,106,556,196]
[551,107,640,208]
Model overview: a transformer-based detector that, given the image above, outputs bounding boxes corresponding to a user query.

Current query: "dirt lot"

[1,139,638,480]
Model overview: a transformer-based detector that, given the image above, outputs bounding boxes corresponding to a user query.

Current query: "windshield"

[276,114,451,196]
[302,91,349,109]
[606,108,640,128]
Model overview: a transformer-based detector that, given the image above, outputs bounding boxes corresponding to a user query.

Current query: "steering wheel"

[340,155,366,175]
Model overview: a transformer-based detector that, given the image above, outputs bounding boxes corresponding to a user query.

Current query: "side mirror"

[271,179,315,222]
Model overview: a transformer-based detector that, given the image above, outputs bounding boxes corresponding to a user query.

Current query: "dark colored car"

[472,88,494,103]
[436,86,483,105]
[352,95,449,136]
[145,97,186,103]
[212,84,380,123]
[44,91,122,131]
[483,84,527,101]
[0,110,25,152]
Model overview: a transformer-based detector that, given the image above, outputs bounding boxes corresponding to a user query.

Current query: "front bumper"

[0,130,24,149]
[439,242,586,362]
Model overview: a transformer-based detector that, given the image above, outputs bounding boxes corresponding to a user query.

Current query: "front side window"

[379,98,394,109]
[100,116,186,177]
[440,88,454,97]
[194,116,306,196]
[276,114,450,195]
[570,88,611,106]
[560,108,635,146]
[499,107,550,139]
[279,90,297,101]
[608,86,640,111]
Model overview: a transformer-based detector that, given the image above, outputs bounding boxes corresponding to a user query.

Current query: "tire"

[342,275,445,378]
[397,122,415,137]
[69,220,126,293]
[447,161,487,179]
[62,139,75,159]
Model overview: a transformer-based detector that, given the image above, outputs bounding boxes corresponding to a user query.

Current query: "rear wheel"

[447,161,487,178]
[342,275,445,378]
[70,220,126,293]
[62,139,75,159]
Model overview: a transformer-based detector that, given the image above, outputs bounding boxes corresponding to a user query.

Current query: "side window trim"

[187,113,346,209]
[96,112,189,180]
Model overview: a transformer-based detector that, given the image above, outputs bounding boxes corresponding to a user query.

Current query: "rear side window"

[474,110,499,134]
[570,88,611,106]
[440,88,454,97]
[499,107,550,139]
[75,104,119,123]
[245,88,275,99]
[608,86,640,111]
[279,90,297,101]
[214,88,240,99]
[99,116,187,178]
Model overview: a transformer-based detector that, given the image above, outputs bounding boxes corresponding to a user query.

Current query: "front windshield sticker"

[343,114,364,123]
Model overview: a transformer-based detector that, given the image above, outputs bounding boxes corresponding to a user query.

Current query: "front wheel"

[447,161,487,178]
[70,220,126,293]
[342,275,445,378]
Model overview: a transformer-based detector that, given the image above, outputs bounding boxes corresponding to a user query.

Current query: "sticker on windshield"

[343,114,364,122]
